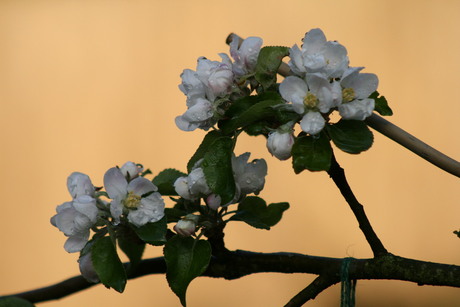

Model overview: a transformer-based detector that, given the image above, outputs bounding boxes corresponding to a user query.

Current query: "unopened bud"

[267,131,294,160]
[174,215,198,237]
[78,251,100,283]
[206,194,222,210]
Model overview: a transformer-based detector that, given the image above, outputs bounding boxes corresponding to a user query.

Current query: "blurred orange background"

[1,0,459,306]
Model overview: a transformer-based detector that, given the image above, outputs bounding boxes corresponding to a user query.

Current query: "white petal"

[128,193,165,227]
[339,99,375,120]
[54,206,78,235]
[67,172,95,199]
[279,76,308,113]
[174,176,193,200]
[120,161,142,180]
[104,167,128,200]
[175,115,198,131]
[182,98,213,122]
[300,112,325,135]
[322,41,349,78]
[305,73,333,112]
[73,195,98,223]
[64,234,89,253]
[110,199,123,224]
[128,176,157,196]
[302,28,327,53]
[288,44,306,76]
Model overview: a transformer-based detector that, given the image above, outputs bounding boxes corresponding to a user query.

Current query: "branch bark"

[4,251,460,304]
[327,152,388,257]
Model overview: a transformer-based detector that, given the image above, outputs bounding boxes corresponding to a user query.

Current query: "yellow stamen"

[123,191,141,209]
[342,88,355,103]
[303,92,318,109]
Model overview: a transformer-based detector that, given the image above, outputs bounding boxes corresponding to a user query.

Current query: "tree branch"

[284,275,339,307]
[4,251,460,304]
[327,152,388,257]
[226,33,460,178]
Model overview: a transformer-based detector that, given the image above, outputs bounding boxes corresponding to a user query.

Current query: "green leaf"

[152,168,187,195]
[132,216,167,245]
[229,196,289,230]
[187,130,223,172]
[326,120,374,154]
[164,236,212,307]
[255,46,290,90]
[202,136,235,204]
[0,297,35,307]
[91,236,127,293]
[370,91,393,116]
[291,132,332,173]
[221,99,282,134]
[118,236,145,269]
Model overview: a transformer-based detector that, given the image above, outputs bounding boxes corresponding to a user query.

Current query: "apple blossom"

[289,28,349,78]
[232,152,267,197]
[50,195,98,253]
[338,67,378,120]
[104,167,165,227]
[229,36,263,77]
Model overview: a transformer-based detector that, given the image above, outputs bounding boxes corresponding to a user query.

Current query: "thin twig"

[327,152,388,257]
[284,275,339,307]
[226,33,460,178]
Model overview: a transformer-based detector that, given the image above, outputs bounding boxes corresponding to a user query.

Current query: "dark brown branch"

[4,251,460,304]
[327,153,388,257]
[284,275,339,307]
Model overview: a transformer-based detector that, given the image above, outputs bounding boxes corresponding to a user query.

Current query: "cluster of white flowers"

[174,153,267,209]
[280,28,378,135]
[51,162,165,253]
[176,36,263,132]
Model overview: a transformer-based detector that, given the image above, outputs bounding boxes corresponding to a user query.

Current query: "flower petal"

[128,177,157,196]
[64,233,89,253]
[279,76,308,114]
[300,111,325,135]
[104,167,128,200]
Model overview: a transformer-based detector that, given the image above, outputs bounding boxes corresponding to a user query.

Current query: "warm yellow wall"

[1,0,459,306]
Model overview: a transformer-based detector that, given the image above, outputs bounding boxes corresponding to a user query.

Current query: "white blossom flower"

[50,195,98,253]
[104,167,165,227]
[173,166,211,200]
[120,161,143,180]
[289,28,349,78]
[196,55,234,102]
[67,172,95,199]
[279,74,339,135]
[177,54,234,132]
[232,152,267,197]
[267,130,295,160]
[338,67,378,120]
[230,36,263,77]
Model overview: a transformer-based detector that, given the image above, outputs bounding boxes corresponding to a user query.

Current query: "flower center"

[303,92,318,109]
[342,88,355,103]
[123,191,141,209]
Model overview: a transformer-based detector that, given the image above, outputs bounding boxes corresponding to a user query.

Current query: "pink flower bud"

[206,194,222,210]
